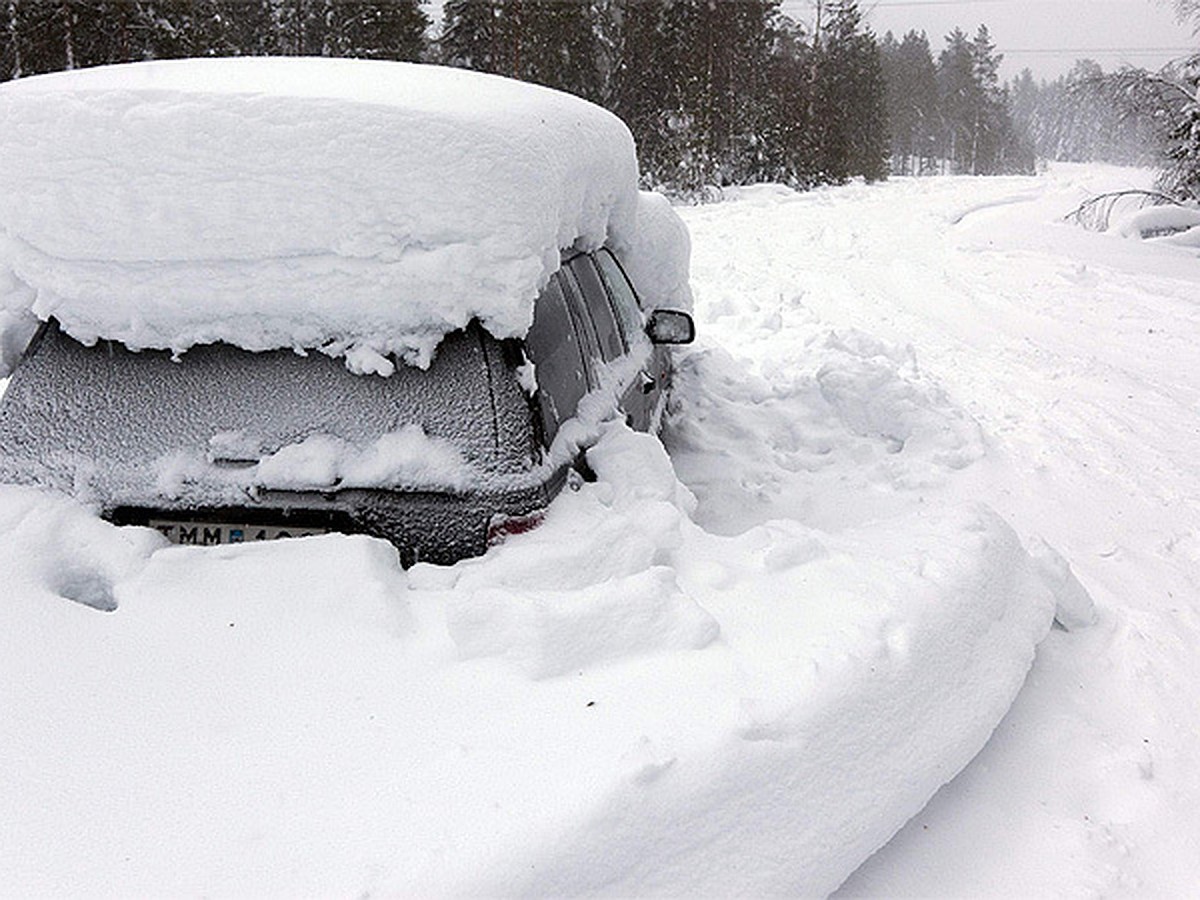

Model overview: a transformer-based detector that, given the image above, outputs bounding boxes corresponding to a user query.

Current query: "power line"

[869,0,1136,6]
[871,1,1021,6]
[790,0,1151,8]
[1002,46,1196,54]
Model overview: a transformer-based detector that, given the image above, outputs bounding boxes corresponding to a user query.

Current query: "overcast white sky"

[780,0,1196,81]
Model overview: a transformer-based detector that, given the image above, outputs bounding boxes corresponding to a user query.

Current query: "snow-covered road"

[676,164,1200,895]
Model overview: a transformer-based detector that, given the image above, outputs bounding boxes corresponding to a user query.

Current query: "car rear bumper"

[109,471,565,567]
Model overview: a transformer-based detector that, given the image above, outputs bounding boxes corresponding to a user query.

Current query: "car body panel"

[0,250,688,564]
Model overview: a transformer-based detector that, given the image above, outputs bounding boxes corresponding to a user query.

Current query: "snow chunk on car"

[252,426,475,492]
[0,57,687,371]
[1113,202,1200,242]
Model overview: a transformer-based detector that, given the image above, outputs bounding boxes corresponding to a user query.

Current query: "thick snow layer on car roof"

[0,57,685,371]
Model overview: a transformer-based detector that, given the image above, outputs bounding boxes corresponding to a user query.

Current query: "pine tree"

[127,1,254,59]
[606,0,664,153]
[1106,58,1200,199]
[321,2,428,60]
[759,17,815,185]
[666,0,779,187]
[511,1,600,99]
[1009,62,1159,167]
[439,0,500,72]
[607,0,780,192]
[1168,0,1200,23]
[881,29,937,174]
[1161,61,1200,198]
[0,1,432,80]
[936,28,977,172]
[1,1,19,79]
[5,1,75,75]
[967,24,1009,173]
[609,0,704,189]
[267,1,427,59]
[441,1,599,98]
[811,1,887,182]
[1009,67,1037,137]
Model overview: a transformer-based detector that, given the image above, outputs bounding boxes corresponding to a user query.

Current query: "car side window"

[565,255,624,362]
[524,275,589,443]
[594,249,646,347]
[556,268,601,376]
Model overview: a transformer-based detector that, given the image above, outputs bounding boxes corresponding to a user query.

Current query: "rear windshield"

[0,322,538,497]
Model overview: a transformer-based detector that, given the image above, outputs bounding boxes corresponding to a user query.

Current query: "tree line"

[1008,60,1161,168]
[1007,52,1200,200]
[2,0,1097,194]
[880,26,1033,176]
[441,0,897,190]
[0,1,430,69]
[1102,0,1200,205]
[0,0,897,192]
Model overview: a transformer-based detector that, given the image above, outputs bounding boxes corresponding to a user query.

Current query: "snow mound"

[0,422,1058,896]
[1113,202,1200,240]
[1028,537,1097,631]
[0,485,162,613]
[665,331,984,534]
[618,189,694,313]
[0,57,681,370]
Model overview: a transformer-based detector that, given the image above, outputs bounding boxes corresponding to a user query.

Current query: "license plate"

[148,519,329,545]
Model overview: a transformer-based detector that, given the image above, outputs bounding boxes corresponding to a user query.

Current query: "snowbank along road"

[2,163,1196,895]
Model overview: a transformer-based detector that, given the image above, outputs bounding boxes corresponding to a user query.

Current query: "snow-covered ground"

[674,163,1200,895]
[2,162,1196,895]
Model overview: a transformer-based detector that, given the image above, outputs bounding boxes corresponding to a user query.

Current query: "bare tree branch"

[1064,189,1185,231]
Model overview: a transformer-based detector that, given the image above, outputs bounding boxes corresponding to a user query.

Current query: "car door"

[523,273,592,445]
[592,249,665,431]
[526,251,662,445]
[561,254,654,430]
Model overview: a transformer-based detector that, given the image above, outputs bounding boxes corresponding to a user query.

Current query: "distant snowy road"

[676,165,1200,895]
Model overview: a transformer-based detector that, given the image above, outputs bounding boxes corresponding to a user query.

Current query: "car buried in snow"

[0,248,694,566]
[0,58,696,565]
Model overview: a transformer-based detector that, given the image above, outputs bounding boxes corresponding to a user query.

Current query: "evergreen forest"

[1,1,1194,197]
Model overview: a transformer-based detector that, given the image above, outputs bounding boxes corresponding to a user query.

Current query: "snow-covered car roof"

[0,57,689,374]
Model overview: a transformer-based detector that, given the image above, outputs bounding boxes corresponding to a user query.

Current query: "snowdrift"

[0,57,689,373]
[0,424,1060,896]
[1113,202,1200,244]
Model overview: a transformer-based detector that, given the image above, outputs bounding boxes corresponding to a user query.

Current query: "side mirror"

[645,309,695,345]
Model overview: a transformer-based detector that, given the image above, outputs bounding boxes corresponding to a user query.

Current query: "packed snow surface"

[0,58,689,372]
[5,163,1196,895]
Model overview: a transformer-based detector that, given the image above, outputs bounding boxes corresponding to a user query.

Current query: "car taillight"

[487,509,546,546]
